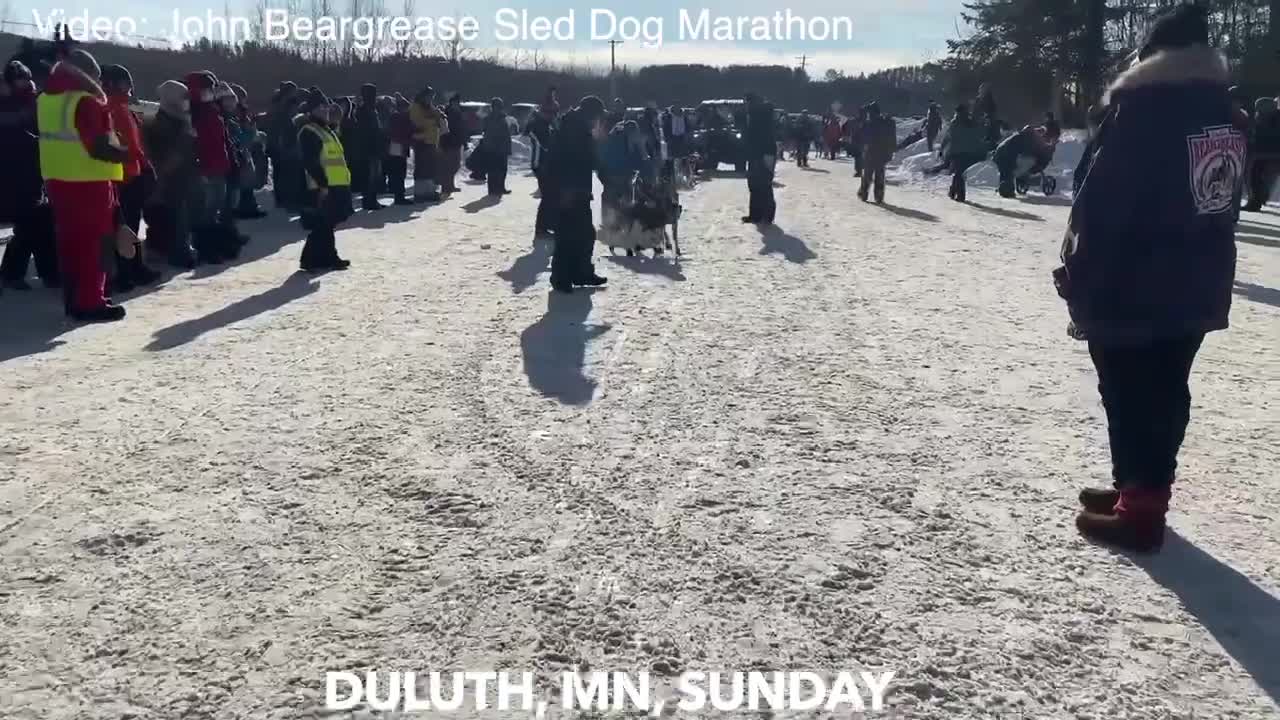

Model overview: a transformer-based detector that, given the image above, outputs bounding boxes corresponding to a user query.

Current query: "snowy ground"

[1,160,1278,719]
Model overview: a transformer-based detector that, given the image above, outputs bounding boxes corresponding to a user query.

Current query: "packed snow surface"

[1,157,1277,719]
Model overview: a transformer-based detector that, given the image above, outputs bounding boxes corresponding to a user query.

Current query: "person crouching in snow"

[185,70,241,263]
[38,49,130,322]
[1058,2,1242,553]
[100,64,161,294]
[993,124,1055,198]
[296,94,352,273]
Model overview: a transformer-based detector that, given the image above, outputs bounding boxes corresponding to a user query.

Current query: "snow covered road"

[1,160,1277,719]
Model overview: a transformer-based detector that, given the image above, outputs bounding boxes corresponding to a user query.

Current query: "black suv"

[689,99,749,173]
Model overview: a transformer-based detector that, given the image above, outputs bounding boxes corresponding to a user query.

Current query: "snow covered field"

[1,160,1277,719]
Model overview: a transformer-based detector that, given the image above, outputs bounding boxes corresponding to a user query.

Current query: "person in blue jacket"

[1059,3,1243,553]
[599,120,648,218]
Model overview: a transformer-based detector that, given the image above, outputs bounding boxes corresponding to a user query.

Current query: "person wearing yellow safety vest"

[296,91,352,273]
[39,49,131,323]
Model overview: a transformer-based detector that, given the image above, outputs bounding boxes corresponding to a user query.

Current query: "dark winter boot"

[193,228,224,265]
[70,303,127,323]
[1076,487,1169,553]
[130,245,162,286]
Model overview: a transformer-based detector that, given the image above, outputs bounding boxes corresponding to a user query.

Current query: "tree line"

[942,0,1280,126]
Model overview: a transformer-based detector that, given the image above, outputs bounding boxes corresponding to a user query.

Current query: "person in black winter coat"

[742,93,777,224]
[355,83,386,210]
[548,96,608,293]
[1061,3,1243,553]
[0,60,59,292]
[482,97,513,196]
[924,101,943,151]
[527,101,558,238]
[1242,98,1280,211]
[440,94,466,194]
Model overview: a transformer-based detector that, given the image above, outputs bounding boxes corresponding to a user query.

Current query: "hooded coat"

[185,71,231,177]
[41,60,116,230]
[144,82,197,207]
[1059,46,1241,345]
[0,79,41,220]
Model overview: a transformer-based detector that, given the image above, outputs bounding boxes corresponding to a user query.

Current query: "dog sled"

[599,170,683,257]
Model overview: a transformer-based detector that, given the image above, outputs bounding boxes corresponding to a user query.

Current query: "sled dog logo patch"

[1186,125,1246,215]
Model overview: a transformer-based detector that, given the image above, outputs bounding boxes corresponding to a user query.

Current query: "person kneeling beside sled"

[297,93,352,273]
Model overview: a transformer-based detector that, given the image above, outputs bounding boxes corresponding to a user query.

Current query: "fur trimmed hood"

[1103,46,1230,105]
[44,60,105,99]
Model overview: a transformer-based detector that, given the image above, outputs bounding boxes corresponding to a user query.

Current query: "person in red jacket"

[40,50,130,322]
[384,95,414,205]
[184,70,239,263]
[101,64,161,293]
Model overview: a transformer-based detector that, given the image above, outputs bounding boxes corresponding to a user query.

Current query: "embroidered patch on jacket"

[1186,125,1246,215]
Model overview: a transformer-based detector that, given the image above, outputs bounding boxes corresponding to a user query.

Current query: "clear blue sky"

[7,0,968,75]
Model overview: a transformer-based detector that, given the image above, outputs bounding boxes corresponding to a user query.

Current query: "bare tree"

[248,0,270,47]
[393,0,418,57]
[530,48,547,71]
[0,0,14,34]
[343,0,365,63]
[363,0,386,62]
[438,17,476,65]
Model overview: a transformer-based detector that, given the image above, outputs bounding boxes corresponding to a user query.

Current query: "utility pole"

[609,39,624,102]
[795,54,808,72]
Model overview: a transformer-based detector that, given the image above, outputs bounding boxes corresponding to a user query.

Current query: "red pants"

[47,180,116,312]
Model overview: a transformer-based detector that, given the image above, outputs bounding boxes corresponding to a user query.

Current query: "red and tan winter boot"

[1076,487,1170,553]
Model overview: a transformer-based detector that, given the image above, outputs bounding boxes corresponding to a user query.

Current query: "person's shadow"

[497,240,552,294]
[145,273,319,351]
[967,201,1044,222]
[1135,530,1280,705]
[758,225,816,264]
[873,203,940,222]
[463,195,502,214]
[519,290,610,406]
[1233,280,1280,308]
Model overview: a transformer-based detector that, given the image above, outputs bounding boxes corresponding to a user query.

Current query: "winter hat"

[360,83,377,102]
[300,88,330,113]
[491,96,504,110]
[156,79,189,115]
[100,64,133,91]
[578,95,605,117]
[3,60,32,85]
[231,83,247,102]
[1255,97,1277,114]
[214,81,236,100]
[1139,3,1209,60]
[184,71,218,103]
[66,49,101,80]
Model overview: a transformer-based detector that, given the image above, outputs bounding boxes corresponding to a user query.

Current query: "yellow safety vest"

[301,123,352,189]
[37,90,124,182]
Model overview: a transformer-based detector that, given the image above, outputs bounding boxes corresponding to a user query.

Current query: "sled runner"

[599,171,683,258]
[1012,155,1058,196]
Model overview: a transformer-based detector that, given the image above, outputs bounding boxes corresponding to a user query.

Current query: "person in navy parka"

[1059,3,1242,553]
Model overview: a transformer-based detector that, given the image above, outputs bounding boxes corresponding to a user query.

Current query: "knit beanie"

[1139,3,1210,60]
